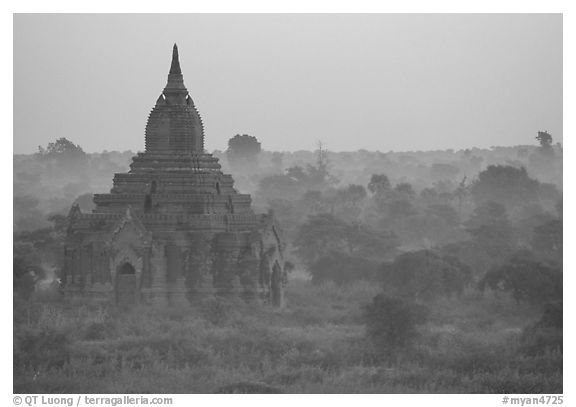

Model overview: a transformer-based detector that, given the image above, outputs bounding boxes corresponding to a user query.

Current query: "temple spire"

[170,43,182,75]
[164,43,187,98]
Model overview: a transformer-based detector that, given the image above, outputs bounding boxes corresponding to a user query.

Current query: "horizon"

[14,140,549,156]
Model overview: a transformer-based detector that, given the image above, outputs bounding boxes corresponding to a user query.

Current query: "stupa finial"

[169,43,181,75]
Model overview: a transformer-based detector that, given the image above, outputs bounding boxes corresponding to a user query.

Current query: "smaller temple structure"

[63,44,287,307]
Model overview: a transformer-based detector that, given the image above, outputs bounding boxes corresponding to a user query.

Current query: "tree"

[430,163,460,181]
[425,204,459,227]
[363,294,428,357]
[294,213,350,265]
[453,176,470,218]
[271,152,284,172]
[469,165,547,210]
[511,203,554,248]
[466,201,508,229]
[256,161,337,204]
[340,184,367,206]
[532,219,562,262]
[465,201,516,263]
[309,252,377,285]
[226,134,262,172]
[440,240,494,279]
[394,212,464,247]
[313,141,331,184]
[394,182,416,199]
[380,250,473,300]
[368,174,391,196]
[13,195,48,232]
[479,253,562,305]
[332,184,367,216]
[36,138,86,161]
[259,153,337,201]
[387,199,416,218]
[347,221,399,260]
[13,213,67,299]
[256,174,300,202]
[367,174,393,214]
[303,160,337,190]
[286,166,308,182]
[420,187,438,204]
[13,242,42,300]
[300,190,327,214]
[294,213,399,266]
[536,131,553,149]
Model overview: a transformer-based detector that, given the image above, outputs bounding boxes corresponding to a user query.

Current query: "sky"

[13,13,562,154]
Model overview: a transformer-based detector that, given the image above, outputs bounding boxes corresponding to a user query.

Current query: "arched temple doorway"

[116,262,137,306]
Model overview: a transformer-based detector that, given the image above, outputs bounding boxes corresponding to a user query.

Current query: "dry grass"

[13,280,561,394]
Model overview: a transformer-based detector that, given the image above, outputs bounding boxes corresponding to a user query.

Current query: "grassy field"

[13,279,562,394]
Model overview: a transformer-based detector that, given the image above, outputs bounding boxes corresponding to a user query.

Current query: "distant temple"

[63,44,286,307]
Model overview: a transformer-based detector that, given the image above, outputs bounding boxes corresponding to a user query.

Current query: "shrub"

[538,301,563,329]
[14,326,71,371]
[199,297,235,325]
[83,321,117,341]
[363,294,428,358]
[520,301,562,356]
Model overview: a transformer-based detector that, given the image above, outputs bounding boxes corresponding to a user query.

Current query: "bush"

[113,335,213,370]
[14,327,71,371]
[83,321,117,341]
[363,294,428,358]
[199,297,236,325]
[520,301,562,356]
[538,301,563,329]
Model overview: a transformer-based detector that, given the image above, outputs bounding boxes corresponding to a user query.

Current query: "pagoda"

[63,44,286,307]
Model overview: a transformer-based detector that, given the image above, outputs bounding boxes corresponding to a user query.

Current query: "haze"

[13,13,562,154]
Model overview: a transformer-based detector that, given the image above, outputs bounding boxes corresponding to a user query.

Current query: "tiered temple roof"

[92,44,255,221]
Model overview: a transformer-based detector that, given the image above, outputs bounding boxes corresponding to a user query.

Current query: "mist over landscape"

[13,13,563,395]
